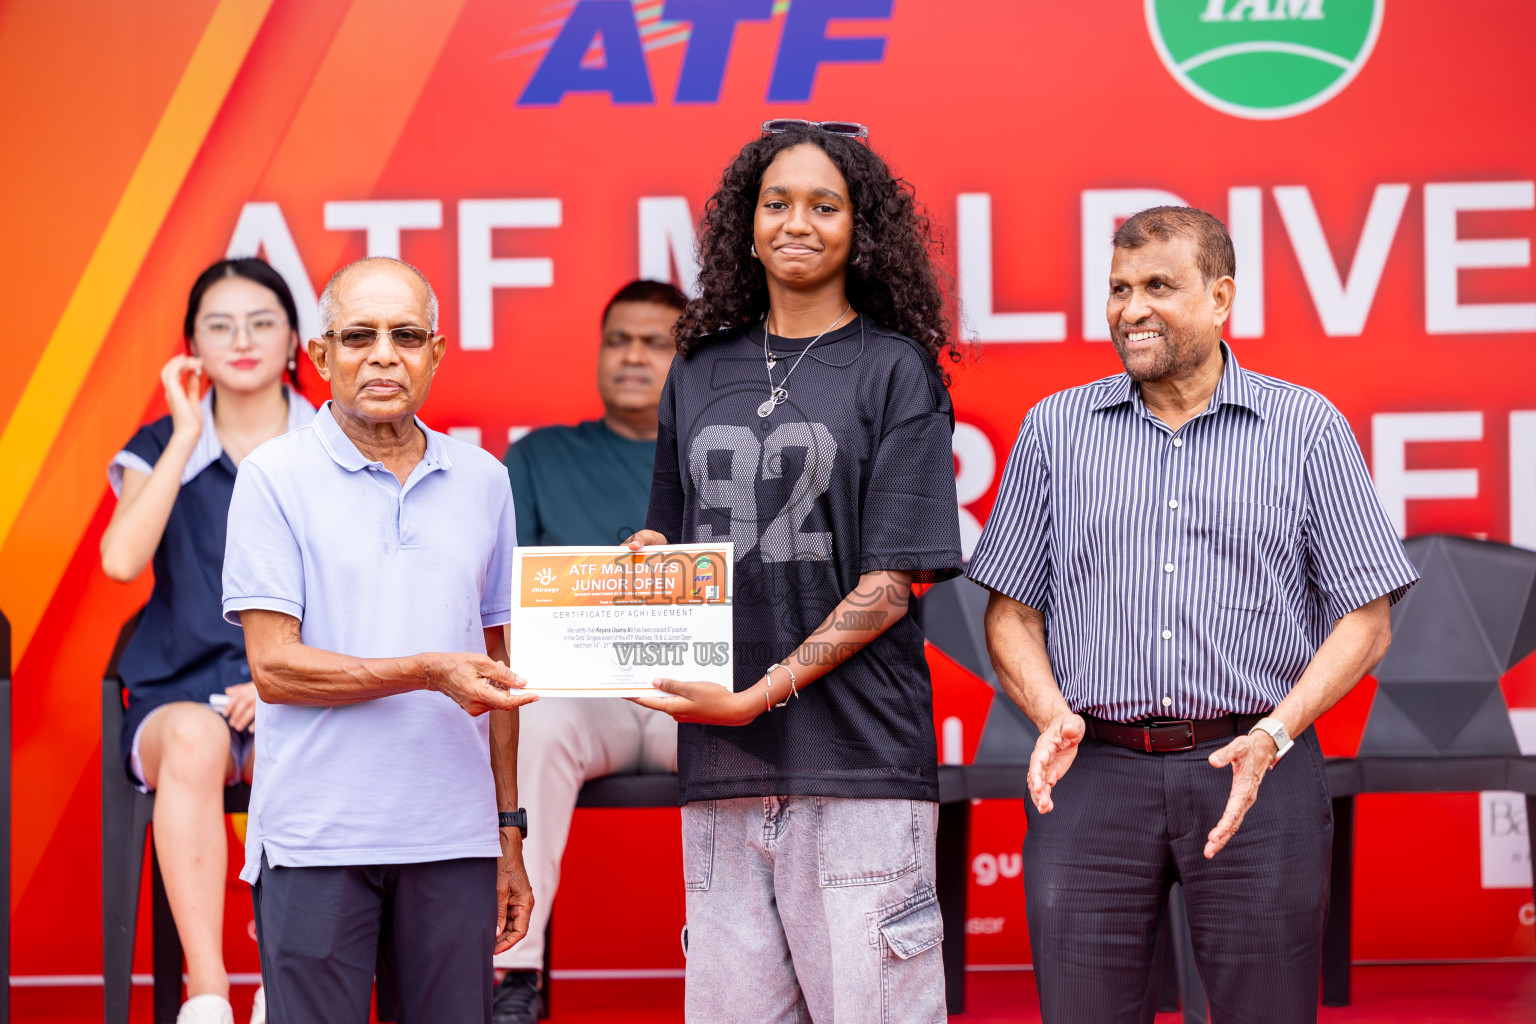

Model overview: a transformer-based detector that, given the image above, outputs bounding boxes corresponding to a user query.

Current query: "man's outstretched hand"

[1028,712,1085,813]
[426,653,537,717]
[1204,731,1279,858]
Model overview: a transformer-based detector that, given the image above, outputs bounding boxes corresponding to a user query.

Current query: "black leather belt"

[1082,713,1267,753]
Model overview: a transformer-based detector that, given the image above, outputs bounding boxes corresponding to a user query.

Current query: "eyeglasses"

[195,314,290,348]
[322,326,435,349]
[761,119,869,139]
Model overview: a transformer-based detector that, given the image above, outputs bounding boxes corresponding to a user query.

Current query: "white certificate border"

[509,542,733,699]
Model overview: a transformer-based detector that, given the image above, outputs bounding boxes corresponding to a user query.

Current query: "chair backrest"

[915,576,1038,765]
[105,609,145,686]
[1358,534,1536,757]
[102,610,144,745]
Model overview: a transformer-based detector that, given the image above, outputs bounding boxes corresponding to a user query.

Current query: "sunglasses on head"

[761,119,869,139]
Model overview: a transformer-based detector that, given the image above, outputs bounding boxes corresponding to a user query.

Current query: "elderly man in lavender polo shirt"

[223,257,537,1024]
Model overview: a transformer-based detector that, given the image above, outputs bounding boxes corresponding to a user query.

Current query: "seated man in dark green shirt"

[492,280,685,1023]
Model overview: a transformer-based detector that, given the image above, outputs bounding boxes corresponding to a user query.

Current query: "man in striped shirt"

[969,206,1417,1023]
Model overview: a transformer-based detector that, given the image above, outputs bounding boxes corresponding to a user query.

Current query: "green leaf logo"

[1146,0,1383,119]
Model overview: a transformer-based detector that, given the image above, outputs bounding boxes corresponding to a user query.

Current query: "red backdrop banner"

[2,0,1532,979]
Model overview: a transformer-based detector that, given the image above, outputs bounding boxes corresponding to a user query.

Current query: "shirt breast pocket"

[1217,501,1297,612]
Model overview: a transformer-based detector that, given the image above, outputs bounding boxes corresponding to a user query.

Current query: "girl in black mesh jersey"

[625,123,963,1024]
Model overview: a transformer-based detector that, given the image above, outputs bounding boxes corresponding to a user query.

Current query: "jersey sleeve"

[222,460,306,624]
[1303,414,1420,620]
[503,440,540,548]
[108,421,169,496]
[481,478,517,628]
[967,410,1053,611]
[644,364,685,545]
[858,350,962,583]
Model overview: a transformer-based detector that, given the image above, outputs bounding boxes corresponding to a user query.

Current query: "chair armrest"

[1324,757,1362,798]
[961,763,1033,801]
[1324,755,1536,796]
[575,774,681,808]
[937,764,970,803]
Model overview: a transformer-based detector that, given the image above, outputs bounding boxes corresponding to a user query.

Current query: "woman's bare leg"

[139,702,237,1000]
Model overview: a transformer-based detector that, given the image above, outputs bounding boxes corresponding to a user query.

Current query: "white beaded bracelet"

[763,662,799,710]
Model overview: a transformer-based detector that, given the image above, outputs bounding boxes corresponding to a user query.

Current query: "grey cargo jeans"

[680,795,946,1024]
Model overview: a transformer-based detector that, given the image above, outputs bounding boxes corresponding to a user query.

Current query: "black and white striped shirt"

[968,344,1418,722]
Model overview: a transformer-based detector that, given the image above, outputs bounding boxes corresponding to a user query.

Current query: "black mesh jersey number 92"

[646,318,963,803]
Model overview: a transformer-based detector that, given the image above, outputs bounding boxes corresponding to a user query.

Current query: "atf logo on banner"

[515,0,892,105]
[1147,0,1384,119]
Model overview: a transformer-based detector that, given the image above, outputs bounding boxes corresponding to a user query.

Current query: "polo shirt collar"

[313,400,453,476]
[1089,341,1265,420]
[183,386,315,484]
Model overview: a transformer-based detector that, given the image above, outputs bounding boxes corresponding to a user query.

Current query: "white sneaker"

[177,994,234,1024]
[249,985,266,1024]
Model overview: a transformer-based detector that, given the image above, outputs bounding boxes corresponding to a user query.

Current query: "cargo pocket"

[878,895,946,1024]
[879,895,944,960]
[682,801,715,892]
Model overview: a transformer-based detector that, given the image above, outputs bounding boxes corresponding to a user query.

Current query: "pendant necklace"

[758,304,852,418]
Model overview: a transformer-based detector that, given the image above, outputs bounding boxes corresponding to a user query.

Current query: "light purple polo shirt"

[223,401,515,882]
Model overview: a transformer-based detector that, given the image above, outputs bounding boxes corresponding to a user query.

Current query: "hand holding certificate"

[509,543,733,698]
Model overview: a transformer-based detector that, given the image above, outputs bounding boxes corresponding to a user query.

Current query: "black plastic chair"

[101,612,398,1023]
[1322,757,1536,1004]
[1,609,12,1024]
[101,610,251,1024]
[1320,535,1536,1006]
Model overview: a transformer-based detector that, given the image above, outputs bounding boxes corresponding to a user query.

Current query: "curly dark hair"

[676,127,955,368]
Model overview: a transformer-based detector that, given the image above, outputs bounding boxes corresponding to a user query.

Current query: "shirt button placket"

[1157,431,1187,715]
[398,482,417,549]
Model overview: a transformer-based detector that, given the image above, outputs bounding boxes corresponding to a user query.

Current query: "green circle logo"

[695,556,711,568]
[1146,0,1383,119]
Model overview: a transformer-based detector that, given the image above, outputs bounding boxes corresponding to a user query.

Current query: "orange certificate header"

[517,548,731,609]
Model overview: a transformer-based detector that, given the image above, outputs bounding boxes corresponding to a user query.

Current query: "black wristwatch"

[499,809,528,838]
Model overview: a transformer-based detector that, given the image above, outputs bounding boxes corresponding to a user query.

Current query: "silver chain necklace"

[758,304,851,418]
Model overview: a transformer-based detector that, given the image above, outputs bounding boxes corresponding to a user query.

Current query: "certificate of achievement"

[509,544,733,697]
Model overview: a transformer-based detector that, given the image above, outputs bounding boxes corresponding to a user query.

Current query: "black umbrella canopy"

[1358,534,1536,757]
[915,575,1039,764]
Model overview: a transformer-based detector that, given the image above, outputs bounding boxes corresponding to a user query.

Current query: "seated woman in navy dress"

[100,257,314,1024]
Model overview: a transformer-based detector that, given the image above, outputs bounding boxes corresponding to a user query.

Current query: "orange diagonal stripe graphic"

[0,0,274,551]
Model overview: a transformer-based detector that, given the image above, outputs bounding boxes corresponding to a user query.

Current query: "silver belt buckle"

[1144,720,1196,752]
